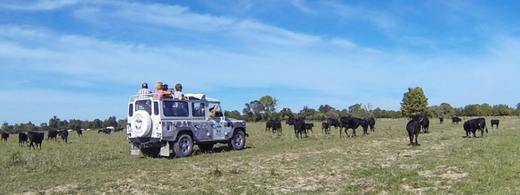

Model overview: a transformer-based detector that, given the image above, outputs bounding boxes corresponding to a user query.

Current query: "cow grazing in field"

[266,119,282,134]
[463,118,488,137]
[491,119,500,129]
[59,130,69,143]
[406,117,422,146]
[1,132,9,141]
[47,130,59,141]
[27,132,44,149]
[365,117,376,132]
[18,132,28,146]
[339,116,368,137]
[293,118,307,139]
[420,116,430,133]
[439,117,444,124]
[322,122,331,135]
[452,117,462,124]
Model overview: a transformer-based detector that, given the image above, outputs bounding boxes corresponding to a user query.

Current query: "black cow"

[452,117,462,124]
[439,117,444,124]
[420,116,430,133]
[365,117,376,132]
[18,132,28,146]
[27,132,44,149]
[406,117,422,146]
[322,122,331,135]
[326,118,341,129]
[293,118,307,139]
[47,130,59,141]
[98,128,112,134]
[339,116,368,137]
[59,130,69,143]
[491,119,500,129]
[1,132,9,141]
[266,119,282,134]
[463,118,488,137]
[304,123,314,134]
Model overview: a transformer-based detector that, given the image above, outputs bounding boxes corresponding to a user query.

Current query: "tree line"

[1,116,126,133]
[227,88,520,121]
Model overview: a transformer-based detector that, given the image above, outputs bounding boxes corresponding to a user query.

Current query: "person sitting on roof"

[162,84,173,98]
[138,82,151,97]
[173,83,185,100]
[155,82,171,98]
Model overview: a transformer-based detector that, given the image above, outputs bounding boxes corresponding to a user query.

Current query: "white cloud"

[0,0,79,11]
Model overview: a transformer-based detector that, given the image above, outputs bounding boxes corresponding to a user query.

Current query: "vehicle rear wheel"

[198,143,214,152]
[228,130,246,150]
[173,134,194,157]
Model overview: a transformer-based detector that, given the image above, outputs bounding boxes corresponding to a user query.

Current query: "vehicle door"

[208,102,232,140]
[191,102,212,141]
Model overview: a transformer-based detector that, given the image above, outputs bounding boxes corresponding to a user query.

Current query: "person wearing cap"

[138,82,151,97]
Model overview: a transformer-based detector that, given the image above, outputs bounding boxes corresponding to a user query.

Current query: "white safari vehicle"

[127,93,247,157]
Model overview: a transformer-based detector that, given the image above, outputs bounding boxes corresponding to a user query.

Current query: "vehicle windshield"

[135,100,152,115]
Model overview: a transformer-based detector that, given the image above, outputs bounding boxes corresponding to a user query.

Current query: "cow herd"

[265,116,502,147]
[0,128,113,149]
[266,116,377,139]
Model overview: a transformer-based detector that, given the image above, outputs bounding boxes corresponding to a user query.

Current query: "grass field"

[1,117,519,194]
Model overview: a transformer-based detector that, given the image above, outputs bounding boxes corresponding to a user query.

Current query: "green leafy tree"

[225,110,242,120]
[480,103,493,116]
[463,104,481,116]
[493,104,513,116]
[318,105,336,114]
[348,104,369,118]
[48,116,60,130]
[243,100,263,122]
[103,116,118,128]
[259,95,278,119]
[299,106,317,120]
[400,87,429,117]
[279,108,294,120]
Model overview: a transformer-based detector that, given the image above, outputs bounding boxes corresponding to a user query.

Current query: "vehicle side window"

[153,101,159,116]
[163,101,189,117]
[208,103,223,118]
[135,100,152,115]
[192,102,205,117]
[128,104,134,117]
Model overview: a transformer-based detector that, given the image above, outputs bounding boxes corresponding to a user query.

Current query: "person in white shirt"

[138,83,151,97]
[173,83,185,100]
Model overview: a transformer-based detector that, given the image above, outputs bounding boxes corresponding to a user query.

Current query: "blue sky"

[1,0,520,123]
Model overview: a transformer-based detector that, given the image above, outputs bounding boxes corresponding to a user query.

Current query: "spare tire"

[131,110,152,137]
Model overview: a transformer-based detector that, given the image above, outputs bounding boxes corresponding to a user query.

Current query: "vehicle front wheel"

[173,134,194,157]
[228,130,246,150]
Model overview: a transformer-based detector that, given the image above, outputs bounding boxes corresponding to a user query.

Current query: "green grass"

[1,117,519,194]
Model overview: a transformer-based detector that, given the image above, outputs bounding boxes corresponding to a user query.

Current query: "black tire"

[228,130,246,150]
[173,134,194,157]
[198,143,214,152]
[141,147,160,157]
